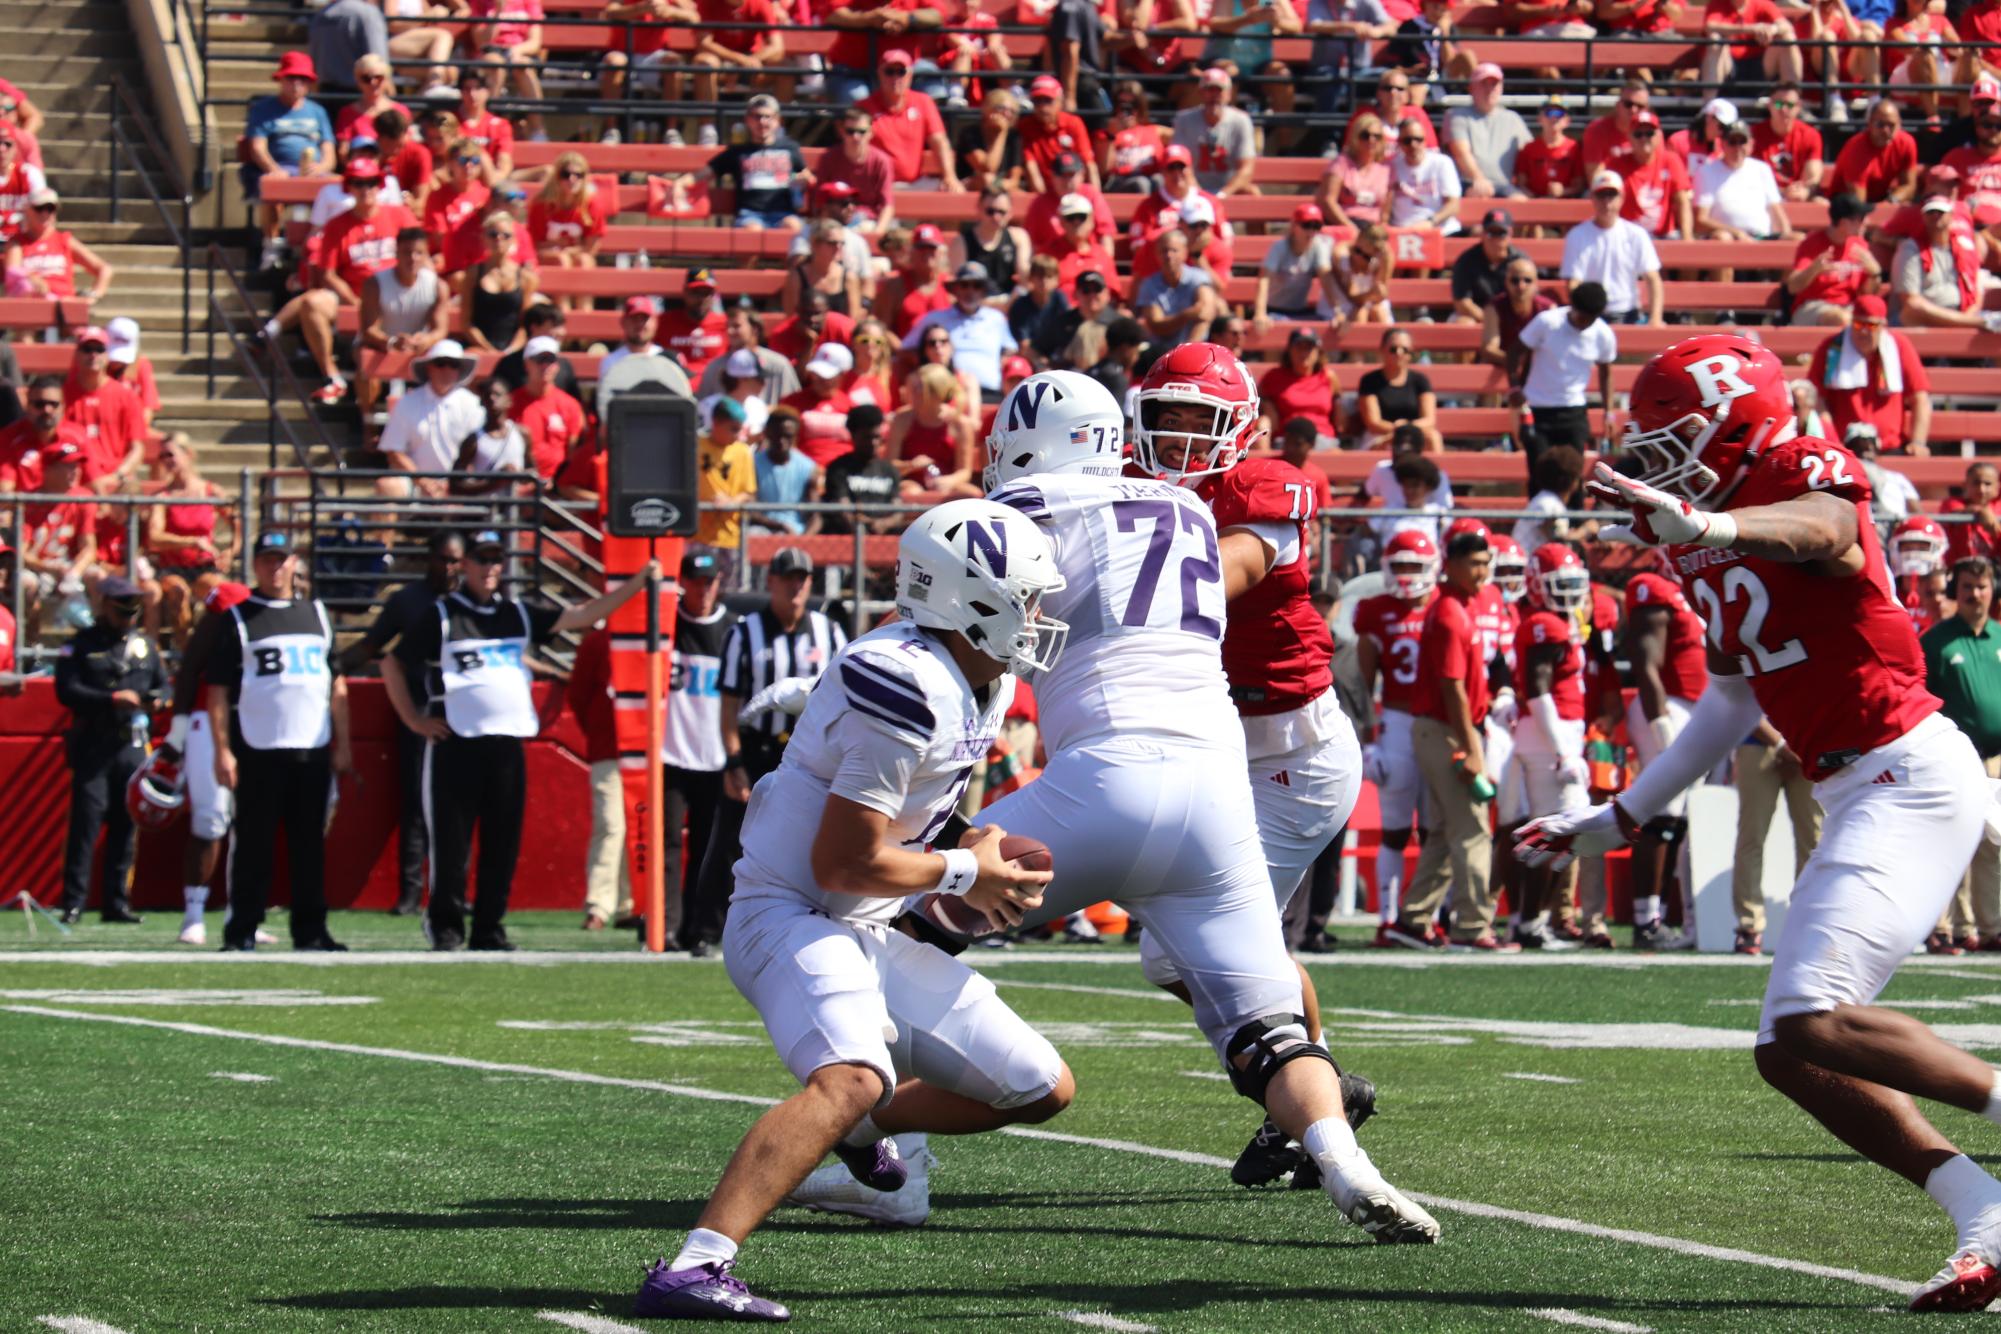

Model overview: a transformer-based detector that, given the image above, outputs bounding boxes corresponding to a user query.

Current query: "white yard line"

[1504,1073,1582,1085]
[993,979,1183,1003]
[1058,1313,1158,1332]
[536,1311,650,1334]
[36,1318,134,1334]
[209,1071,275,1083]
[5,1004,1917,1302]
[1528,1309,1654,1333]
[1180,1070,1232,1082]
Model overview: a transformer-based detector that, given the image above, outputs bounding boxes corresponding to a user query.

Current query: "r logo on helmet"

[1687,354,1755,408]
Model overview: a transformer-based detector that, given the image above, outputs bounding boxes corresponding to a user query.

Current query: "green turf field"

[7,913,2001,1331]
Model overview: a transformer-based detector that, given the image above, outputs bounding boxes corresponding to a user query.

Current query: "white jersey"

[991,472,1239,754]
[734,619,1013,928]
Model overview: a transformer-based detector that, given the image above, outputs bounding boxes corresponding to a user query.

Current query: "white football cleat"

[254,928,279,945]
[177,921,207,946]
[1320,1155,1440,1244]
[1912,1246,2001,1312]
[785,1135,934,1227]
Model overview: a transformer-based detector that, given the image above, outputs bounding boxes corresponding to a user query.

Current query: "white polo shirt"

[1519,305,1618,408]
[1560,216,1661,317]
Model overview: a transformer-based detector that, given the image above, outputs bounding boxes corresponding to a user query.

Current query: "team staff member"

[684,546,847,957]
[1923,557,2001,952]
[335,529,465,915]
[1398,529,1506,950]
[663,549,735,950]
[383,530,655,952]
[158,579,255,946]
[205,532,350,953]
[54,575,167,925]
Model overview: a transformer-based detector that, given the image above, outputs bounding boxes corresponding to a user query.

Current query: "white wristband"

[935,847,979,897]
[165,714,190,752]
[1693,510,1739,549]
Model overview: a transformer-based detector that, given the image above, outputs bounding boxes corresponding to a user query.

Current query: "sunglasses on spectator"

[881,63,911,75]
[1620,100,1644,110]
[361,73,386,84]
[458,154,480,165]
[985,206,1009,217]
[1982,118,2001,130]
[1772,99,1799,109]
[1853,317,1885,329]
[0,137,15,149]
[1632,128,1658,137]
[559,169,586,180]
[1507,275,1535,285]
[1357,129,1382,140]
[1385,344,1412,355]
[30,202,55,211]
[1398,135,1424,146]
[1115,102,1138,114]
[485,226,512,238]
[1299,220,1323,230]
[28,397,60,411]
[1164,162,1187,172]
[844,127,869,138]
[79,342,106,355]
[924,337,951,347]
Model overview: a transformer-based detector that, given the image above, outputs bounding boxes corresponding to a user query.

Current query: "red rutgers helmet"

[1382,529,1441,600]
[205,580,252,614]
[1488,533,1528,603]
[1890,515,1949,578]
[1443,516,1491,547]
[1132,341,1262,483]
[126,749,187,831]
[1624,334,1793,505]
[1526,542,1590,613]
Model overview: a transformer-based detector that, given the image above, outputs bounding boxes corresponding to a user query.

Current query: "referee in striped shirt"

[683,547,847,956]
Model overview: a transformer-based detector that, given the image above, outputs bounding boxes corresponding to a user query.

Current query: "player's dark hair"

[1282,416,1319,444]
[1447,531,1490,561]
[1828,192,1870,225]
[28,373,62,396]
[1568,281,1608,321]
[1952,557,1994,597]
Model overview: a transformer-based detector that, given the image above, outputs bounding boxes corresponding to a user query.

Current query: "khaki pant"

[1402,715,1495,941]
[585,758,634,921]
[1939,753,2001,940]
[1733,743,1822,934]
[1577,853,1609,935]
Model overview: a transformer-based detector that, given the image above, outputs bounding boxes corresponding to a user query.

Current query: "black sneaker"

[429,929,466,953]
[1231,1117,1302,1187]
[689,939,714,958]
[1633,920,1696,952]
[1290,1154,1323,1191]
[100,908,144,924]
[1124,921,1142,949]
[295,936,348,952]
[1297,931,1337,954]
[1341,1071,1378,1133]
[388,898,421,917]
[219,937,256,952]
[469,932,516,952]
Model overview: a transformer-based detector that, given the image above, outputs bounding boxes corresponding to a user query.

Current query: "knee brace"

[1381,828,1411,853]
[1223,1012,1337,1105]
[1643,815,1689,845]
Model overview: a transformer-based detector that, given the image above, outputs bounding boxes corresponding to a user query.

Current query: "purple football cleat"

[832,1136,908,1192]
[633,1258,791,1322]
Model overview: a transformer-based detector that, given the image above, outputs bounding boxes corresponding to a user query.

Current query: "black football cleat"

[1232,1117,1302,1187]
[1342,1071,1378,1133]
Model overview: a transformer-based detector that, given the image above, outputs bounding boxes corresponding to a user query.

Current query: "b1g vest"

[438,593,539,739]
[230,597,334,750]
[662,607,734,772]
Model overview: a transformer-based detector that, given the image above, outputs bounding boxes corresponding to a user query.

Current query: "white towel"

[1823,329,1901,394]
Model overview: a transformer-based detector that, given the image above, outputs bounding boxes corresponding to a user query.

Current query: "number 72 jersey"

[992,472,1243,755]
[1666,435,1938,781]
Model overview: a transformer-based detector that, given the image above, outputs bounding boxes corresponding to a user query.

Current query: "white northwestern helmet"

[897,499,1069,675]
[984,369,1126,492]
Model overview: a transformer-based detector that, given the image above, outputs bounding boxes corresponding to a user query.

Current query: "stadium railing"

[203,243,344,477]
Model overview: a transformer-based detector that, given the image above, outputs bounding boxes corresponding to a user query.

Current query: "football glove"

[738,676,816,724]
[1515,797,1639,872]
[1362,743,1389,787]
[1585,462,1739,550]
[1487,688,1519,731]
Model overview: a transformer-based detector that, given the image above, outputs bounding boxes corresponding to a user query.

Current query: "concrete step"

[8,82,117,116]
[0,0,130,28]
[6,28,143,58]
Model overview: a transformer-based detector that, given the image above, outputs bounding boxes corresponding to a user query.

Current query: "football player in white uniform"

[907,365,1437,1244]
[633,501,1077,1323]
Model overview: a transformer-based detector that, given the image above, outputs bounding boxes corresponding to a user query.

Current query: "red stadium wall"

[0,679,595,913]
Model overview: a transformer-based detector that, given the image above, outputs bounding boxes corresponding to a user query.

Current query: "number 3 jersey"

[991,472,1241,754]
[1668,435,1937,780]
[733,619,1013,928]
[1197,455,1334,718]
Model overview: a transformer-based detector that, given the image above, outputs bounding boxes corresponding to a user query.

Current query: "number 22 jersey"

[992,472,1241,754]
[1666,435,1937,780]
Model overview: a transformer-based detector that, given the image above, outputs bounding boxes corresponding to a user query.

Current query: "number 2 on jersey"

[1113,498,1223,639]
[1690,566,1807,675]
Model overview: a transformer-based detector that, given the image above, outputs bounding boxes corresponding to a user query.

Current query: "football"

[999,834,1054,873]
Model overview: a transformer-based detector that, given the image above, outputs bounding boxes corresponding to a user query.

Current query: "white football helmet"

[1489,534,1528,604]
[1382,529,1441,601]
[984,370,1126,492]
[1890,515,1948,578]
[1527,542,1591,613]
[898,499,1069,675]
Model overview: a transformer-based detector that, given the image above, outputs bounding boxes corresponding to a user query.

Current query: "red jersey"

[857,90,946,184]
[1127,185,1231,250]
[109,358,161,416]
[1199,456,1334,716]
[767,311,856,363]
[1583,584,1622,717]
[24,487,94,565]
[1256,366,1338,439]
[779,386,856,467]
[423,180,490,248]
[892,275,952,338]
[1514,136,1581,197]
[507,384,586,480]
[1105,124,1168,181]
[1470,582,1508,668]
[695,0,778,53]
[1020,111,1092,185]
[0,161,44,241]
[0,418,79,491]
[1499,599,1521,673]
[1941,143,2001,226]
[1705,0,1783,58]
[568,628,618,764]
[335,99,413,141]
[1624,570,1709,700]
[1668,435,1936,779]
[1618,150,1690,237]
[1826,128,1918,202]
[1582,114,1636,175]
[1516,609,1585,720]
[1789,229,1873,308]
[13,227,73,296]
[458,110,516,163]
[656,307,728,383]
[0,603,15,674]
[527,189,612,249]
[1355,591,1432,715]
[1750,119,1824,190]
[1806,327,1928,454]
[61,377,143,481]
[318,204,416,293]
[1412,584,1491,726]
[1940,497,2001,566]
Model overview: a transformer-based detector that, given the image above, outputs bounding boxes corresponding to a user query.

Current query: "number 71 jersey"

[992,472,1242,754]
[1667,435,1938,780]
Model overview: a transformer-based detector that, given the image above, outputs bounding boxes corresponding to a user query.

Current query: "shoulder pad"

[1741,436,1872,509]
[1209,458,1310,528]
[838,644,939,741]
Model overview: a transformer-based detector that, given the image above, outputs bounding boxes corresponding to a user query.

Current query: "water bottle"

[1453,750,1497,804]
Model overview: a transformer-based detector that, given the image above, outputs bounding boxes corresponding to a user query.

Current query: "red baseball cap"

[74,326,108,349]
[817,180,856,201]
[1852,294,1889,322]
[273,51,317,82]
[1002,354,1033,380]
[685,267,717,291]
[1631,109,1661,131]
[343,158,383,183]
[1975,74,2001,104]
[205,581,252,613]
[622,296,657,317]
[1292,202,1325,226]
[1163,144,1193,168]
[912,223,944,248]
[43,440,83,464]
[1029,75,1063,101]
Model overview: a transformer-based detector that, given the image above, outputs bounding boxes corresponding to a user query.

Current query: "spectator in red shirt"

[1700,0,1803,89]
[1617,112,1692,238]
[0,127,46,243]
[1943,101,2001,229]
[0,374,84,493]
[507,336,588,480]
[1582,76,1650,181]
[858,53,962,190]
[335,55,411,142]
[657,269,730,384]
[780,354,856,466]
[1258,327,1342,440]
[20,440,97,634]
[1024,150,1116,249]
[146,437,234,643]
[4,187,111,303]
[1098,82,1168,194]
[1021,74,1098,192]
[880,223,953,337]
[63,328,145,490]
[1945,462,2001,566]
[1751,82,1825,202]
[423,141,490,251]
[1807,294,1931,454]
[821,0,939,105]
[103,317,162,447]
[467,0,548,141]
[1515,100,1583,197]
[1827,99,1920,202]
[1960,0,2001,81]
[767,291,857,364]
[686,0,789,123]
[454,64,515,180]
[1786,192,1880,325]
[1399,527,1503,949]
[815,111,898,232]
[1046,197,1122,300]
[528,150,610,287]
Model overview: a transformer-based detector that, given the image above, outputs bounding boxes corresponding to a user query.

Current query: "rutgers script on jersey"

[1668,435,1937,779]
[990,472,1240,753]
[1200,456,1333,716]
[1354,591,1431,714]
[733,619,1013,928]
